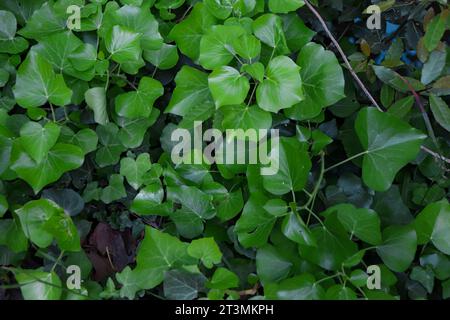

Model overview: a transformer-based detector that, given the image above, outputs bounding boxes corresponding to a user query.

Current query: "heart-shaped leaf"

[120,153,152,190]
[13,51,72,108]
[355,108,427,191]
[287,43,345,119]
[262,137,311,195]
[376,225,417,272]
[256,56,303,113]
[19,121,60,163]
[208,66,250,108]
[11,143,84,194]
[115,77,163,118]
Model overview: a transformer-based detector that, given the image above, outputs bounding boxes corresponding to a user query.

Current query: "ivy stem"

[50,250,65,273]
[324,150,368,173]
[302,152,325,210]
[247,83,258,106]
[314,273,342,285]
[151,67,158,78]
[104,68,110,91]
[49,102,56,122]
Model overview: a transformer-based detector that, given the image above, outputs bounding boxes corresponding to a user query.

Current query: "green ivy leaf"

[287,43,345,119]
[13,51,72,108]
[167,185,215,219]
[168,3,216,61]
[0,10,16,40]
[235,192,277,248]
[187,237,222,268]
[208,66,250,108]
[376,225,417,272]
[252,14,289,54]
[328,204,382,245]
[16,198,80,251]
[112,5,163,51]
[33,31,95,81]
[206,267,239,290]
[115,77,163,118]
[100,174,127,204]
[165,66,214,120]
[120,153,152,190]
[256,56,303,113]
[199,25,245,70]
[262,137,311,195]
[143,43,179,70]
[232,34,261,60]
[95,123,126,167]
[17,2,65,40]
[11,143,84,194]
[415,200,450,255]
[14,269,62,300]
[355,108,427,191]
[105,25,142,64]
[0,217,28,252]
[164,269,206,300]
[268,0,304,14]
[221,104,272,131]
[134,227,195,289]
[204,0,234,19]
[282,211,317,247]
[19,121,60,164]
[85,87,108,125]
[256,244,292,283]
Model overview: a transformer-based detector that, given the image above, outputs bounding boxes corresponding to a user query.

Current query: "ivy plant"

[0,0,449,301]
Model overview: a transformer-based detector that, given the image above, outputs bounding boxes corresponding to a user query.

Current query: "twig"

[238,283,259,297]
[304,0,449,166]
[304,0,384,112]
[420,146,450,164]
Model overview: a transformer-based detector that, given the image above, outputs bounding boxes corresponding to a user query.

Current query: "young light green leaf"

[187,237,222,268]
[206,267,239,290]
[256,56,303,113]
[208,66,250,108]
[15,270,62,300]
[120,153,152,190]
[287,43,345,119]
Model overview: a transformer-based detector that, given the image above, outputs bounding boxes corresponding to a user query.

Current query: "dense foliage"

[0,0,449,300]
